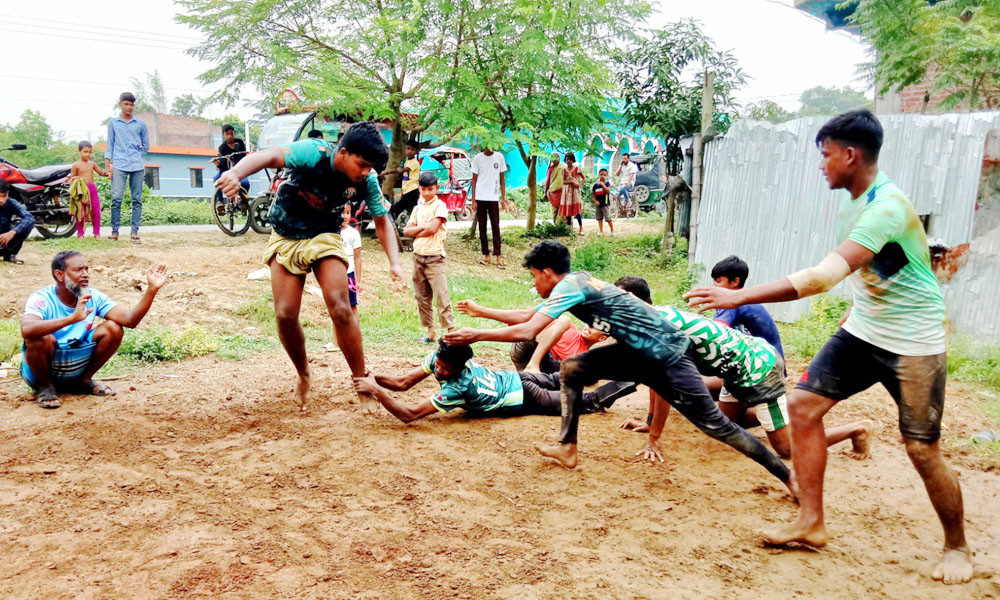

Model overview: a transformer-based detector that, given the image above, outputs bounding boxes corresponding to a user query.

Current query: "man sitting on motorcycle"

[213,124,250,193]
[0,179,34,265]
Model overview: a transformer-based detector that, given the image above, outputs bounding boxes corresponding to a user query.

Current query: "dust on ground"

[0,225,998,599]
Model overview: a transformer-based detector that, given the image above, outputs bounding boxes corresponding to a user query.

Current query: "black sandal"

[75,380,116,397]
[36,386,61,409]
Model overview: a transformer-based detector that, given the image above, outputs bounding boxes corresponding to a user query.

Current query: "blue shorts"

[20,341,97,390]
[347,272,358,308]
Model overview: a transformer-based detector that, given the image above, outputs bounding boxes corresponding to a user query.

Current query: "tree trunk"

[382,117,407,200]
[526,155,538,230]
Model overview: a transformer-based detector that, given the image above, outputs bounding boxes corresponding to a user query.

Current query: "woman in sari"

[558,152,584,234]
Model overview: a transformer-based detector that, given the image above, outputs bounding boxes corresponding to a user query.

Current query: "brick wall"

[135,113,220,148]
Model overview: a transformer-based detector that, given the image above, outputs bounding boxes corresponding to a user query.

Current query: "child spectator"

[558,152,584,234]
[0,179,33,264]
[69,141,109,239]
[404,171,454,343]
[340,204,363,319]
[592,167,613,235]
[710,255,784,361]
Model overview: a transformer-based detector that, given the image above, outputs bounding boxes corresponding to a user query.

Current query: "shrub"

[0,319,20,362]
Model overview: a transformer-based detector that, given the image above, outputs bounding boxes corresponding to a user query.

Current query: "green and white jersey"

[656,306,777,387]
[835,171,946,356]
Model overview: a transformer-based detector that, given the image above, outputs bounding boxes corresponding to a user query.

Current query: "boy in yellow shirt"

[404,172,454,343]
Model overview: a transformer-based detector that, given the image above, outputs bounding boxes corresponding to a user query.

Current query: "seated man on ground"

[614,275,872,462]
[20,250,168,409]
[457,299,606,373]
[352,340,635,423]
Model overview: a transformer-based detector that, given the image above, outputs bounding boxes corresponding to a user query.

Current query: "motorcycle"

[0,144,76,238]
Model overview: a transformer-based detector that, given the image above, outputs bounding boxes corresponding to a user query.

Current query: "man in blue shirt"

[443,241,794,499]
[0,179,34,264]
[710,255,784,359]
[21,250,167,409]
[352,341,634,423]
[216,121,404,413]
[105,92,150,243]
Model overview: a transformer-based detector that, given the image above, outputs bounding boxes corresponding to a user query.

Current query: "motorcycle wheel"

[35,216,78,238]
[456,206,474,221]
[249,195,272,235]
[394,209,411,233]
[212,188,251,237]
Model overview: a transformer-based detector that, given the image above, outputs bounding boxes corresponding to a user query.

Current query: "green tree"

[616,19,746,174]
[177,0,496,193]
[738,100,794,123]
[465,0,649,229]
[128,69,170,113]
[0,110,78,167]
[848,0,1000,110]
[171,93,207,118]
[797,85,872,116]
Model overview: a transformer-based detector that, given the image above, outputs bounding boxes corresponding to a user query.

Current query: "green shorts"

[262,231,347,275]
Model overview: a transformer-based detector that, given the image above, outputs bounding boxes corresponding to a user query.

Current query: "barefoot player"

[443,241,795,498]
[685,109,972,584]
[216,122,404,412]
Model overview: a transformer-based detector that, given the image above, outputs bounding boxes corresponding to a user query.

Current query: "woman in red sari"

[558,152,584,234]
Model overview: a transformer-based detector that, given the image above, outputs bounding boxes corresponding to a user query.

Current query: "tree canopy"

[849,0,1000,110]
[0,110,79,167]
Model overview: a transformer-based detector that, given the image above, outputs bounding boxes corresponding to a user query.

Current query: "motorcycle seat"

[20,164,71,184]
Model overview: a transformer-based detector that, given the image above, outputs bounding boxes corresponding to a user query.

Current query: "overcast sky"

[0,0,870,143]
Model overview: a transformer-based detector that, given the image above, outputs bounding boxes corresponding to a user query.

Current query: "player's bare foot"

[293,372,311,412]
[931,547,973,584]
[535,442,578,469]
[849,419,875,459]
[762,516,829,548]
[358,391,380,415]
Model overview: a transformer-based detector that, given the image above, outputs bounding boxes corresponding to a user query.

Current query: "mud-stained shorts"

[721,353,789,432]
[795,328,946,442]
[262,231,347,275]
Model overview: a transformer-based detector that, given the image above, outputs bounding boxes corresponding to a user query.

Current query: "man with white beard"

[20,250,168,409]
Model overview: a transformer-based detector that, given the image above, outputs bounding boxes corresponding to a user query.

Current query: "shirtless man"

[686,109,972,584]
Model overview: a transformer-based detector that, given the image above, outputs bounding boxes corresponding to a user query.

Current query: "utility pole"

[689,70,714,265]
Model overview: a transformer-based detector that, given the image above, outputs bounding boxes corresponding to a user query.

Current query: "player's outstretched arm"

[375,366,430,392]
[444,312,554,345]
[685,240,874,312]
[455,299,536,325]
[353,374,437,423]
[636,391,669,463]
[217,146,284,198]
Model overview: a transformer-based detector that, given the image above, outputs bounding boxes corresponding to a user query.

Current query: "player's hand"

[471,200,477,214]
[215,170,243,199]
[683,286,742,313]
[352,374,380,395]
[389,263,406,282]
[635,440,663,463]
[146,263,168,291]
[442,328,477,346]
[0,230,14,247]
[619,418,650,433]
[455,299,482,317]
[71,294,94,323]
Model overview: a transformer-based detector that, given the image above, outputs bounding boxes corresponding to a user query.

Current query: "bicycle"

[210,152,257,236]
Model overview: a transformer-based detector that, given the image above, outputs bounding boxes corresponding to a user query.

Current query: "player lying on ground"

[216,122,404,413]
[614,275,872,462]
[685,109,972,584]
[443,241,796,499]
[455,299,608,373]
[351,341,636,423]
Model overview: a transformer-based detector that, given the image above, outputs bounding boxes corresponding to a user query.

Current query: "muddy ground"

[0,225,998,599]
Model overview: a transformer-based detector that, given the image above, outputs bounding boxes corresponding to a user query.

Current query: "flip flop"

[36,386,61,409]
[75,380,117,396]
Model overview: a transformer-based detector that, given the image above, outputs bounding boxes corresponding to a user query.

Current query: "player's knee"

[274,308,300,328]
[559,356,586,385]
[98,320,124,342]
[325,293,354,325]
[787,392,822,424]
[903,437,940,469]
[24,334,56,353]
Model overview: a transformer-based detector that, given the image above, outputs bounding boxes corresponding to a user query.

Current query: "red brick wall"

[898,82,954,113]
[135,113,221,148]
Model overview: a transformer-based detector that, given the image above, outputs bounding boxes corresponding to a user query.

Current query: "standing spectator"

[341,204,363,320]
[307,129,324,139]
[105,92,149,243]
[592,168,614,235]
[471,147,507,267]
[543,152,565,223]
[388,140,421,222]
[214,124,249,192]
[404,172,454,343]
[0,179,33,264]
[558,152,584,234]
[615,152,638,206]
[69,141,110,239]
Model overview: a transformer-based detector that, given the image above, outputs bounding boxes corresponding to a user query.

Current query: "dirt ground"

[1,226,998,599]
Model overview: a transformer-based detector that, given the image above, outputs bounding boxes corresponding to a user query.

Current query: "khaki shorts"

[262,232,347,275]
[594,204,613,222]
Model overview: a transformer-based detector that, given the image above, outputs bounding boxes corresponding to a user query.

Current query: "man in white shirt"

[615,153,639,204]
[471,148,507,267]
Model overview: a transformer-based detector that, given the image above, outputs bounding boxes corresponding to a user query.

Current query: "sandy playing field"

[0,229,997,599]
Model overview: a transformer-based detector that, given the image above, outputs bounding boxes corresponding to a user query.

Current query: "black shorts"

[795,328,946,442]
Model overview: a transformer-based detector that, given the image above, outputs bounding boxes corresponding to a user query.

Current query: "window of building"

[190,167,204,188]
[144,166,160,190]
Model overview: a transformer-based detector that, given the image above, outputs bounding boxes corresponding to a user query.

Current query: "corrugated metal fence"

[697,112,1000,340]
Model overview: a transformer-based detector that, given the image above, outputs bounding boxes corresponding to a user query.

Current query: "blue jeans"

[111,169,144,235]
[617,184,633,203]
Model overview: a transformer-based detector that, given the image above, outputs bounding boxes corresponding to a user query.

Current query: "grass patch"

[776,295,851,359]
[948,340,1000,392]
[118,325,218,363]
[0,319,19,363]
[217,335,278,360]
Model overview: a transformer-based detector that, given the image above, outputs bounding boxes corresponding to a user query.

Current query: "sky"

[0,0,870,143]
